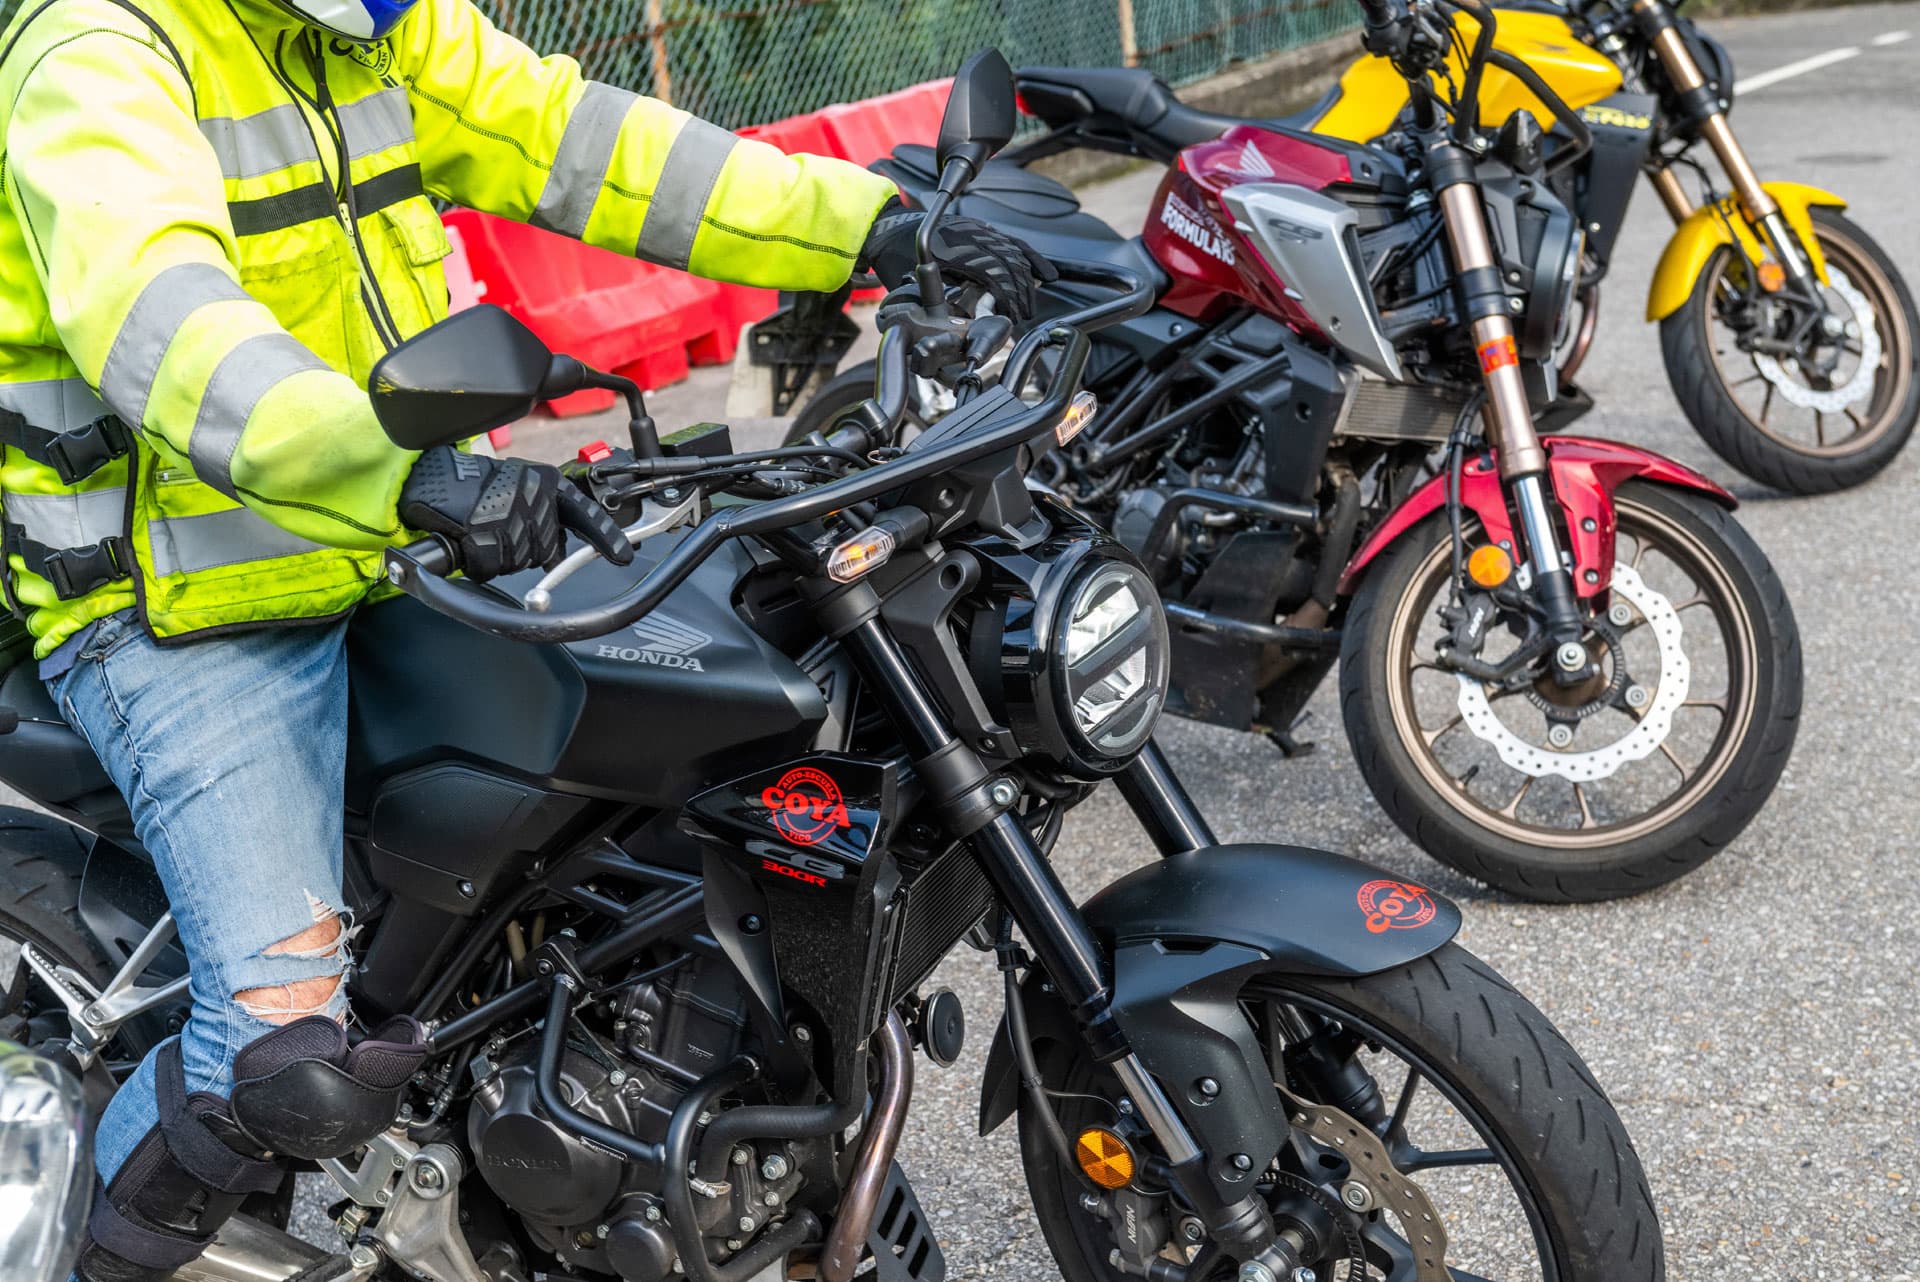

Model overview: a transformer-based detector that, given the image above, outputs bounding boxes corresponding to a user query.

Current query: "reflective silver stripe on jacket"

[635,117,738,271]
[0,378,108,433]
[188,334,331,499]
[146,505,328,579]
[100,264,257,431]
[531,83,636,239]
[4,487,126,549]
[200,105,314,181]
[338,86,415,162]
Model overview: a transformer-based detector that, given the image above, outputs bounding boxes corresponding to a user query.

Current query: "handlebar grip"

[395,536,454,579]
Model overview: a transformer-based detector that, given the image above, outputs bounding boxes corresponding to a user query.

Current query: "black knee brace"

[228,1014,427,1160]
[78,1016,427,1282]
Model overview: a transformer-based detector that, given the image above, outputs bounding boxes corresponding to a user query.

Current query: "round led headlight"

[969,533,1172,779]
[1054,561,1170,764]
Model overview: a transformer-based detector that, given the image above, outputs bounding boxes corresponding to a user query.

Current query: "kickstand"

[1267,712,1317,758]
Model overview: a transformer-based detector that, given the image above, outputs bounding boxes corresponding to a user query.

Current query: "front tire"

[1339,482,1800,901]
[1661,207,1920,494]
[1019,944,1664,1282]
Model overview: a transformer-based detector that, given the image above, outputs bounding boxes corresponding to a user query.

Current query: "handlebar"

[384,322,1100,645]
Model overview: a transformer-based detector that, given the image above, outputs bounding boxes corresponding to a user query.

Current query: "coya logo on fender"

[760,766,852,848]
[1357,880,1438,934]
[1159,192,1236,265]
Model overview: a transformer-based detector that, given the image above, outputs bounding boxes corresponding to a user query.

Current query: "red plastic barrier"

[816,78,952,167]
[437,80,958,414]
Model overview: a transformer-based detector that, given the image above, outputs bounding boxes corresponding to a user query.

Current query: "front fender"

[979,844,1459,1143]
[1646,180,1848,321]
[1337,435,1735,599]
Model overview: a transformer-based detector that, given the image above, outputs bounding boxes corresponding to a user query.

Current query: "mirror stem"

[914,176,967,309]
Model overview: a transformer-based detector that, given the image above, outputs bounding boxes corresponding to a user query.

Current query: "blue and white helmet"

[273,0,419,41]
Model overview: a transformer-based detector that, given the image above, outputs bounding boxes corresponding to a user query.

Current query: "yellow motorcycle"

[1000,0,1917,494]
[1313,0,1919,494]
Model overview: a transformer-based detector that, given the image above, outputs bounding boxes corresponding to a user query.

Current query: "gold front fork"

[1435,175,1590,664]
[1636,0,1816,284]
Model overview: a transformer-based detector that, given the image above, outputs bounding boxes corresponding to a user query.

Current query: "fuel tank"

[1145,125,1408,376]
[345,533,830,812]
[1314,8,1624,144]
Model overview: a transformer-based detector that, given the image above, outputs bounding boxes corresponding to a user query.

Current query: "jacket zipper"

[278,31,405,351]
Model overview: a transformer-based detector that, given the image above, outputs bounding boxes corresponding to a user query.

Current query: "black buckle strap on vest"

[12,530,135,600]
[0,408,133,483]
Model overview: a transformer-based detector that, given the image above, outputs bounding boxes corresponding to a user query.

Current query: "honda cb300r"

[0,52,1661,1282]
[784,1,1801,902]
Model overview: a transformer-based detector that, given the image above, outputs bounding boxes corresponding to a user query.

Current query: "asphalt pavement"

[17,4,1920,1279]
[524,9,1920,1278]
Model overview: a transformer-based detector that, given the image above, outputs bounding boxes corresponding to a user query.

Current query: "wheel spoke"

[1670,593,1709,613]
[1573,782,1598,829]
[1423,714,1464,748]
[1659,741,1689,777]
[1386,1064,1423,1141]
[1728,371,1766,387]
[1400,1145,1499,1172]
[1815,410,1828,446]
[1760,383,1775,425]
[1496,774,1534,819]
[1682,696,1728,714]
[1845,406,1868,431]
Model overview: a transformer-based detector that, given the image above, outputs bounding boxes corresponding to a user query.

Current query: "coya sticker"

[1357,879,1438,934]
[1477,335,1519,373]
[761,766,851,848]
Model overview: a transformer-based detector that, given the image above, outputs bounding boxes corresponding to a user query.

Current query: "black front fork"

[837,611,1295,1264]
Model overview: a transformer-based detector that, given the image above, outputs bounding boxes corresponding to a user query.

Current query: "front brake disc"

[1454,563,1688,783]
[1276,1084,1448,1282]
[1754,270,1882,413]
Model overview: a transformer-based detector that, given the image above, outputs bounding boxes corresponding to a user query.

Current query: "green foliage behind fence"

[0,0,1356,130]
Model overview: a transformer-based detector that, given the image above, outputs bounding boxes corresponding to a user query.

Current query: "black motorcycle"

[0,54,1660,1282]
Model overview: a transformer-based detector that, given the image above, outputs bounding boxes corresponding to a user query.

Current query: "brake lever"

[523,489,701,614]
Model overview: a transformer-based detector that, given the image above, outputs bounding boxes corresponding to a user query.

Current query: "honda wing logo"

[1236,139,1275,178]
[595,612,712,672]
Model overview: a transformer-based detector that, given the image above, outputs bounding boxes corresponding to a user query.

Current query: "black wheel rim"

[1040,980,1564,1282]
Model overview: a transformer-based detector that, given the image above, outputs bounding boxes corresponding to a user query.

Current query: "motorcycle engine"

[465,958,810,1282]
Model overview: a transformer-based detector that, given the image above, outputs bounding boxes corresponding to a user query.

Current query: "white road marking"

[1870,30,1912,47]
[1735,46,1861,94]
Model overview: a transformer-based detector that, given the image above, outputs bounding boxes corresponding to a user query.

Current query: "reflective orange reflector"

[1075,1126,1136,1190]
[1757,261,1787,293]
[1468,544,1513,589]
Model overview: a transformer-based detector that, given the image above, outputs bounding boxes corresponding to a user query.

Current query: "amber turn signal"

[1075,1126,1136,1190]
[1756,261,1787,293]
[1467,544,1513,589]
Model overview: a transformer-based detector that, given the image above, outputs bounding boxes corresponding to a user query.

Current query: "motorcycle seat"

[1015,65,1342,163]
[0,662,114,806]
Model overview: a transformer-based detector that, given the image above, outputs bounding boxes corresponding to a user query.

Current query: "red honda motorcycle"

[779,0,1800,902]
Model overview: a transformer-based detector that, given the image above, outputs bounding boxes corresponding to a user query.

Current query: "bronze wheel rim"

[1700,221,1914,458]
[1382,495,1760,850]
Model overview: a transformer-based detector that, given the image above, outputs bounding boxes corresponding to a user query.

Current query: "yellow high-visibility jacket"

[0,0,896,659]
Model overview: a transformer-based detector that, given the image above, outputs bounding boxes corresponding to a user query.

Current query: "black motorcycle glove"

[859,198,1057,321]
[400,447,633,583]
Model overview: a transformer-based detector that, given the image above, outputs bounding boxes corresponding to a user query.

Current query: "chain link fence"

[0,0,1356,129]
[475,0,1358,129]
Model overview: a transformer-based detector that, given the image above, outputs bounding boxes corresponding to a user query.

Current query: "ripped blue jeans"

[45,611,354,1185]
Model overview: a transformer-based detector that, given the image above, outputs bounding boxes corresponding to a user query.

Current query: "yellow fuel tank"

[1315,9,1624,144]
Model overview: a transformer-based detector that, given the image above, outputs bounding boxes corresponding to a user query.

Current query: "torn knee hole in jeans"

[235,894,356,1024]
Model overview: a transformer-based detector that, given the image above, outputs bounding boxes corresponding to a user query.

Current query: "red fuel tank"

[1142,124,1368,334]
